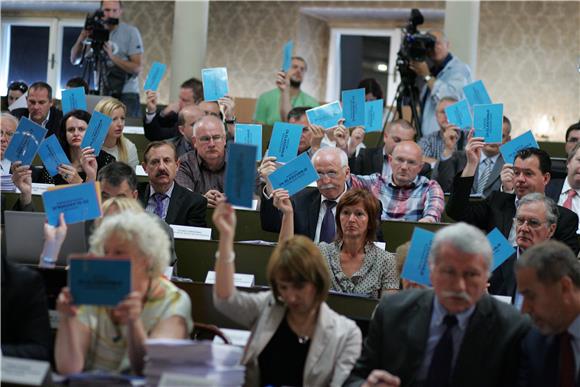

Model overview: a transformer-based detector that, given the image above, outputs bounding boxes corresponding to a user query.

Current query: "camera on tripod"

[396,9,436,85]
[84,9,117,46]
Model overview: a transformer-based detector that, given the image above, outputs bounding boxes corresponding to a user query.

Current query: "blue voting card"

[474,103,503,143]
[202,67,229,101]
[69,257,131,306]
[224,143,257,208]
[401,228,435,286]
[268,152,319,196]
[445,99,472,129]
[37,135,71,176]
[463,80,492,107]
[61,87,87,114]
[80,111,112,156]
[306,101,343,129]
[42,181,102,226]
[499,130,539,164]
[235,124,263,161]
[268,122,302,163]
[342,88,366,127]
[143,61,167,92]
[4,117,48,165]
[487,228,515,271]
[282,40,294,72]
[365,99,384,133]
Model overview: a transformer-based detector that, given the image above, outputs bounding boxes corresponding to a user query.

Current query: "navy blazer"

[489,253,517,298]
[11,106,63,138]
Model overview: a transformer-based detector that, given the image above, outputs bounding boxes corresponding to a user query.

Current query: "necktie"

[319,200,337,243]
[560,331,575,387]
[425,314,458,387]
[153,192,167,218]
[476,158,493,194]
[563,190,577,210]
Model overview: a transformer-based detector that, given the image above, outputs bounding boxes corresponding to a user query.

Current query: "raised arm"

[272,188,294,243]
[212,201,237,300]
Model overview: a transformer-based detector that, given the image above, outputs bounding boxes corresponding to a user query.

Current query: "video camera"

[396,9,436,85]
[84,9,118,45]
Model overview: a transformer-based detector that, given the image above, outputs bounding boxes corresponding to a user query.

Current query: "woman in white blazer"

[213,201,362,387]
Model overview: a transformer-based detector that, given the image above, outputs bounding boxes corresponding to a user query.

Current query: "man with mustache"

[446,142,579,254]
[139,141,206,226]
[345,222,530,387]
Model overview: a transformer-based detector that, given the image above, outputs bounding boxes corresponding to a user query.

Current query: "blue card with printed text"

[445,99,472,129]
[4,117,48,164]
[38,135,71,176]
[499,130,539,164]
[474,103,503,143]
[306,101,343,129]
[365,99,384,132]
[69,257,131,306]
[42,181,102,226]
[235,124,263,161]
[487,228,515,271]
[401,228,435,286]
[225,143,258,208]
[342,88,366,127]
[80,111,112,156]
[268,122,302,163]
[143,61,167,92]
[61,87,87,114]
[268,152,319,196]
[202,67,229,101]
[463,80,492,107]
[282,40,294,72]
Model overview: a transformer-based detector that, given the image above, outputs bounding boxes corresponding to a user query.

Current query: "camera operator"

[409,30,472,138]
[70,0,143,118]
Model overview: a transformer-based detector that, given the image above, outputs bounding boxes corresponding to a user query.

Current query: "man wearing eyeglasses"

[175,115,227,207]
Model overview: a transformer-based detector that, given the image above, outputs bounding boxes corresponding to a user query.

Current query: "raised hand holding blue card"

[268,122,302,163]
[401,227,435,286]
[499,130,539,164]
[282,40,294,72]
[342,88,365,127]
[69,256,131,306]
[365,99,384,133]
[268,152,319,196]
[473,103,503,143]
[445,99,472,129]
[42,181,102,226]
[80,111,112,156]
[202,67,229,101]
[4,117,48,164]
[306,101,343,130]
[61,87,87,114]
[235,124,263,161]
[38,135,71,176]
[463,80,492,107]
[224,143,257,208]
[487,228,515,271]
[143,61,167,92]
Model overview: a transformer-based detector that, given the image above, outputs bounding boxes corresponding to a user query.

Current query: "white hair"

[1,113,18,128]
[311,146,348,167]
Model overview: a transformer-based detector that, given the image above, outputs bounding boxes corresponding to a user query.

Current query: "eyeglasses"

[1,130,15,138]
[198,134,224,143]
[513,217,547,229]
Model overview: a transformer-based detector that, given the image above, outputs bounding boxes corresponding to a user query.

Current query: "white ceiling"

[299,7,445,23]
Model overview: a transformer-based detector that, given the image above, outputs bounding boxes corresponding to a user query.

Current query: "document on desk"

[463,80,492,107]
[37,134,71,176]
[487,228,515,271]
[445,99,472,130]
[342,88,365,127]
[42,181,102,226]
[224,143,257,208]
[474,103,503,143]
[169,225,212,240]
[268,152,319,196]
[146,339,244,367]
[202,67,229,101]
[143,61,167,92]
[365,99,384,132]
[205,271,255,288]
[80,111,113,156]
[267,122,302,163]
[4,117,47,165]
[499,130,539,164]
[235,124,262,161]
[61,87,87,114]
[282,40,294,72]
[0,356,50,386]
[306,101,343,129]
[401,227,434,286]
[68,256,131,306]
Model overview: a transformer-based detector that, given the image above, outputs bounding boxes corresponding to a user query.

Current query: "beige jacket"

[214,290,362,387]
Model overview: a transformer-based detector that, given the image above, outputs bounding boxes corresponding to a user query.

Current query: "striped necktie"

[476,158,493,195]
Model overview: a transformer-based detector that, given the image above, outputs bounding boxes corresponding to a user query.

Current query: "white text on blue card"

[445,99,472,129]
[268,122,302,163]
[365,99,384,132]
[401,227,434,286]
[68,257,131,306]
[42,181,102,226]
[306,101,343,129]
[487,227,515,271]
[37,134,71,176]
[474,103,503,143]
[268,152,319,196]
[4,117,47,164]
[342,88,366,127]
[499,130,539,164]
[80,111,113,155]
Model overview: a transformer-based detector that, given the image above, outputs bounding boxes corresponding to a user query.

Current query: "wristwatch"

[224,116,236,125]
[424,74,434,82]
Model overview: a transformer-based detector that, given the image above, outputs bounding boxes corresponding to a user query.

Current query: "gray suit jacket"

[433,151,504,198]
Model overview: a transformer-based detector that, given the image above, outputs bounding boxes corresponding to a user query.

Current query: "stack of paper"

[144,339,245,387]
[0,174,15,192]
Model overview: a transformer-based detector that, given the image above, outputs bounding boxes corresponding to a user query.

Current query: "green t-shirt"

[253,88,319,125]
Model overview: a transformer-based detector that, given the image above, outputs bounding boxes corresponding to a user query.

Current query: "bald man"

[351,141,444,222]
[173,105,204,158]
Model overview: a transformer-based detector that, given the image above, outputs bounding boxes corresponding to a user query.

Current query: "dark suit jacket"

[446,174,580,254]
[546,177,565,202]
[1,257,51,361]
[11,106,63,138]
[143,111,178,141]
[349,146,431,177]
[344,289,530,387]
[138,181,207,227]
[489,253,517,298]
[433,151,504,198]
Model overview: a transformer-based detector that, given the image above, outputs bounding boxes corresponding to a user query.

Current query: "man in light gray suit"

[432,116,511,198]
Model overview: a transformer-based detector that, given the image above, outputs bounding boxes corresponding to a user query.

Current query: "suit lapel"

[372,148,384,173]
[486,156,504,191]
[307,191,322,239]
[404,292,435,383]
[304,303,334,378]
[165,184,182,225]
